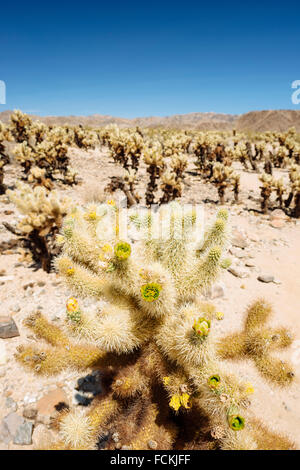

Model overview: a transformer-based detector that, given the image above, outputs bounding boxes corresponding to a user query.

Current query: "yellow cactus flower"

[216,311,224,320]
[107,199,116,206]
[66,297,79,313]
[163,376,170,386]
[245,383,255,395]
[67,266,75,275]
[180,393,191,409]
[88,211,97,220]
[102,243,113,254]
[169,394,181,411]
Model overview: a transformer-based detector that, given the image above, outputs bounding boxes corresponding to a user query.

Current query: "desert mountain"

[1,109,300,132]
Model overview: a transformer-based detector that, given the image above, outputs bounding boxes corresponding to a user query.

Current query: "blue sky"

[0,1,299,117]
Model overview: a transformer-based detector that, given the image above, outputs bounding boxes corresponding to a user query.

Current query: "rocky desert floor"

[0,146,300,450]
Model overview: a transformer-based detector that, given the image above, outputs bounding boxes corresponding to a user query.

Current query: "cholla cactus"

[259,173,273,214]
[211,163,240,204]
[10,109,34,143]
[144,143,165,206]
[15,202,295,450]
[0,122,11,194]
[73,126,98,150]
[14,130,77,186]
[218,299,294,386]
[5,183,70,271]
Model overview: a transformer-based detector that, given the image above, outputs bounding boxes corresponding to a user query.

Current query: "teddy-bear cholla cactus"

[0,122,11,194]
[16,201,295,450]
[6,183,70,271]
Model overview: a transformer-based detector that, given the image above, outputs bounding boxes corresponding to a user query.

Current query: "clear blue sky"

[0,1,299,117]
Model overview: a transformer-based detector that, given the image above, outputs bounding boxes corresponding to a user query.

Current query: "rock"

[0,340,7,365]
[257,275,274,283]
[270,209,287,220]
[148,439,158,449]
[207,283,225,299]
[37,281,46,287]
[13,420,33,445]
[228,266,249,278]
[23,393,38,405]
[245,261,256,267]
[23,282,35,290]
[229,247,245,259]
[270,218,284,229]
[2,413,23,439]
[0,316,20,338]
[32,424,56,448]
[0,421,11,444]
[231,230,248,249]
[6,397,17,412]
[23,406,38,420]
[37,388,68,419]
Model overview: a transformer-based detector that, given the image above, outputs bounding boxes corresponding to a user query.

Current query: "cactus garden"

[0,111,299,451]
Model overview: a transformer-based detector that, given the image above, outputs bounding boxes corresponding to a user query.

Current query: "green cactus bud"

[228,415,245,431]
[193,317,211,338]
[114,242,131,260]
[208,374,221,389]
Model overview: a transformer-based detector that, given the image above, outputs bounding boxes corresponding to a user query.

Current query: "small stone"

[257,275,274,283]
[0,367,6,377]
[112,432,120,443]
[37,281,46,287]
[0,316,20,338]
[23,282,35,290]
[13,419,33,445]
[23,394,38,405]
[5,397,17,412]
[245,261,256,267]
[229,247,246,258]
[3,413,24,438]
[231,230,248,249]
[270,218,284,229]
[209,283,225,299]
[270,209,287,220]
[32,424,56,448]
[0,421,11,444]
[228,266,249,278]
[148,440,158,449]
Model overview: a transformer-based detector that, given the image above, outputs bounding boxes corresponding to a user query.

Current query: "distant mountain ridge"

[1,109,300,132]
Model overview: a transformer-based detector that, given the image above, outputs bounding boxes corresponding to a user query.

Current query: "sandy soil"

[0,146,299,449]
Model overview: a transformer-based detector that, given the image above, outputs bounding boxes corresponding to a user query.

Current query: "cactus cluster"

[0,122,11,194]
[15,201,295,450]
[5,183,70,271]
[259,165,300,216]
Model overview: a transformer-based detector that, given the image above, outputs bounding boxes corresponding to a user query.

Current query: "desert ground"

[0,145,300,449]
